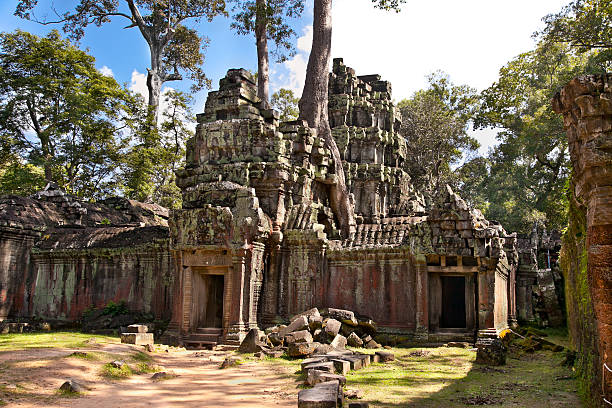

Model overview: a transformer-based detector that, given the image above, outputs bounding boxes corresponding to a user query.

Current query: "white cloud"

[275,25,312,96]
[130,69,148,101]
[98,65,114,77]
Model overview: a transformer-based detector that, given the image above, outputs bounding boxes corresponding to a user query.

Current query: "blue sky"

[0,0,570,155]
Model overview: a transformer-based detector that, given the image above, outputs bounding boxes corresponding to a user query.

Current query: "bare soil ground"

[0,338,298,407]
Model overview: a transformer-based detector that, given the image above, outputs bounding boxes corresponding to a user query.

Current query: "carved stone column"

[414,254,428,340]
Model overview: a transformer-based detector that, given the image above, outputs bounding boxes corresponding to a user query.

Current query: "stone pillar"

[414,254,428,340]
[553,74,612,402]
[227,248,249,342]
[477,259,496,331]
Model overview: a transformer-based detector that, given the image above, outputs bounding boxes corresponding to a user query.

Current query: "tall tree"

[0,29,133,199]
[299,0,405,237]
[473,42,600,232]
[15,0,226,123]
[231,0,304,104]
[397,71,479,196]
[120,90,194,207]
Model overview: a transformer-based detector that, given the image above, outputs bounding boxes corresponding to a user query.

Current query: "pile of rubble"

[239,307,381,358]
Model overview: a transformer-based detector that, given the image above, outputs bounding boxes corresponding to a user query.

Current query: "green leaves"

[0,30,134,199]
[271,88,299,121]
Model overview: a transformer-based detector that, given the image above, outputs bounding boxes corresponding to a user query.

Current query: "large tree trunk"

[299,0,355,238]
[146,44,163,126]
[255,0,270,106]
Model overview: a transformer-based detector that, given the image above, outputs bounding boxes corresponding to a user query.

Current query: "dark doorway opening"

[440,276,466,328]
[204,274,224,328]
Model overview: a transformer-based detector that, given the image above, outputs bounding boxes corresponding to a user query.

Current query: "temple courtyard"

[0,331,581,407]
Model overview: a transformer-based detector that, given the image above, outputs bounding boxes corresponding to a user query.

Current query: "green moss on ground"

[0,332,119,352]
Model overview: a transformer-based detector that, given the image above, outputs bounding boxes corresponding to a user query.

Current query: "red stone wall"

[553,74,612,405]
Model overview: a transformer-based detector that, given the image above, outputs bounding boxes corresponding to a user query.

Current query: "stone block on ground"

[348,403,369,408]
[292,308,321,323]
[301,357,329,371]
[280,316,309,337]
[375,351,394,362]
[314,343,334,354]
[303,361,334,373]
[120,332,154,345]
[309,315,323,331]
[285,330,313,345]
[125,324,148,333]
[355,353,371,367]
[268,331,284,346]
[330,358,351,375]
[307,369,346,386]
[288,342,316,358]
[238,328,267,353]
[263,349,284,358]
[475,337,506,366]
[357,317,377,334]
[330,334,347,349]
[335,355,362,370]
[328,308,358,326]
[298,379,340,408]
[365,339,380,349]
[344,388,364,399]
[347,332,363,347]
[59,379,86,394]
[324,319,342,338]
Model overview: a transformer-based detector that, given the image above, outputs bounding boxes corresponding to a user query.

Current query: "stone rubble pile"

[239,307,382,358]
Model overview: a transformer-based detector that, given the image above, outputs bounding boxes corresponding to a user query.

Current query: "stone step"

[184,340,217,350]
[196,327,223,335]
[187,334,221,342]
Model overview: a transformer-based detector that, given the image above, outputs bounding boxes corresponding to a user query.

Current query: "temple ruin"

[0,59,569,349]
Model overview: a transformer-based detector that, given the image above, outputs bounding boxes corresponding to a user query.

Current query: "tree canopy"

[0,29,133,199]
[15,0,226,122]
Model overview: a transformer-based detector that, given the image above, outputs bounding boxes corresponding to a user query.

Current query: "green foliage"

[231,0,305,63]
[0,30,134,199]
[131,351,153,362]
[469,42,601,232]
[535,0,611,70]
[397,71,479,196]
[102,300,129,317]
[120,90,194,207]
[101,362,133,379]
[271,88,300,121]
[0,161,45,196]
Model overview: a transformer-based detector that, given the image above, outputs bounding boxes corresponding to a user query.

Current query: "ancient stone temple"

[161,59,518,346]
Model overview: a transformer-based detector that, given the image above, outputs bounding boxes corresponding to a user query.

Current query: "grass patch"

[0,332,118,352]
[56,388,82,397]
[131,351,153,362]
[134,362,161,374]
[100,362,132,379]
[67,351,99,361]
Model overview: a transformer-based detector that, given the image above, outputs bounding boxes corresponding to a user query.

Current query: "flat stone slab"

[303,361,334,373]
[120,332,154,345]
[298,380,340,408]
[334,355,362,370]
[301,357,329,371]
[354,353,371,367]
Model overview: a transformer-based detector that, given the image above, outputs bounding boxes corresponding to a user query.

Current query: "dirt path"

[0,344,297,407]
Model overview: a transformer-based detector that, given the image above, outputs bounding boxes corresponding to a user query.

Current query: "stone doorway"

[440,276,466,328]
[191,269,225,330]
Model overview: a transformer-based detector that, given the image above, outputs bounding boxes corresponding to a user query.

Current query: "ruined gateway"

[1,60,528,346]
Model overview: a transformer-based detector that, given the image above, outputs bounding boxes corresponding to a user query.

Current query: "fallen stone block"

[375,351,394,362]
[303,361,335,373]
[309,315,323,331]
[292,308,321,323]
[344,388,364,399]
[238,328,267,353]
[475,337,506,366]
[365,339,380,349]
[288,342,316,358]
[328,308,358,326]
[268,331,284,346]
[298,379,340,408]
[314,343,334,354]
[110,360,127,369]
[324,319,342,338]
[120,332,154,345]
[151,372,173,381]
[335,356,362,370]
[348,402,369,408]
[301,357,329,371]
[263,349,284,358]
[285,330,313,345]
[307,369,346,386]
[280,316,309,337]
[330,334,347,349]
[347,332,363,347]
[355,354,371,367]
[125,324,148,333]
[330,358,351,375]
[357,317,377,334]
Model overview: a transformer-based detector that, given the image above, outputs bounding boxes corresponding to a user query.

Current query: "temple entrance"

[191,269,225,330]
[440,276,466,328]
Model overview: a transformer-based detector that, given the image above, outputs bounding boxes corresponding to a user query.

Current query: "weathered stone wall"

[553,74,612,406]
[0,188,175,323]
